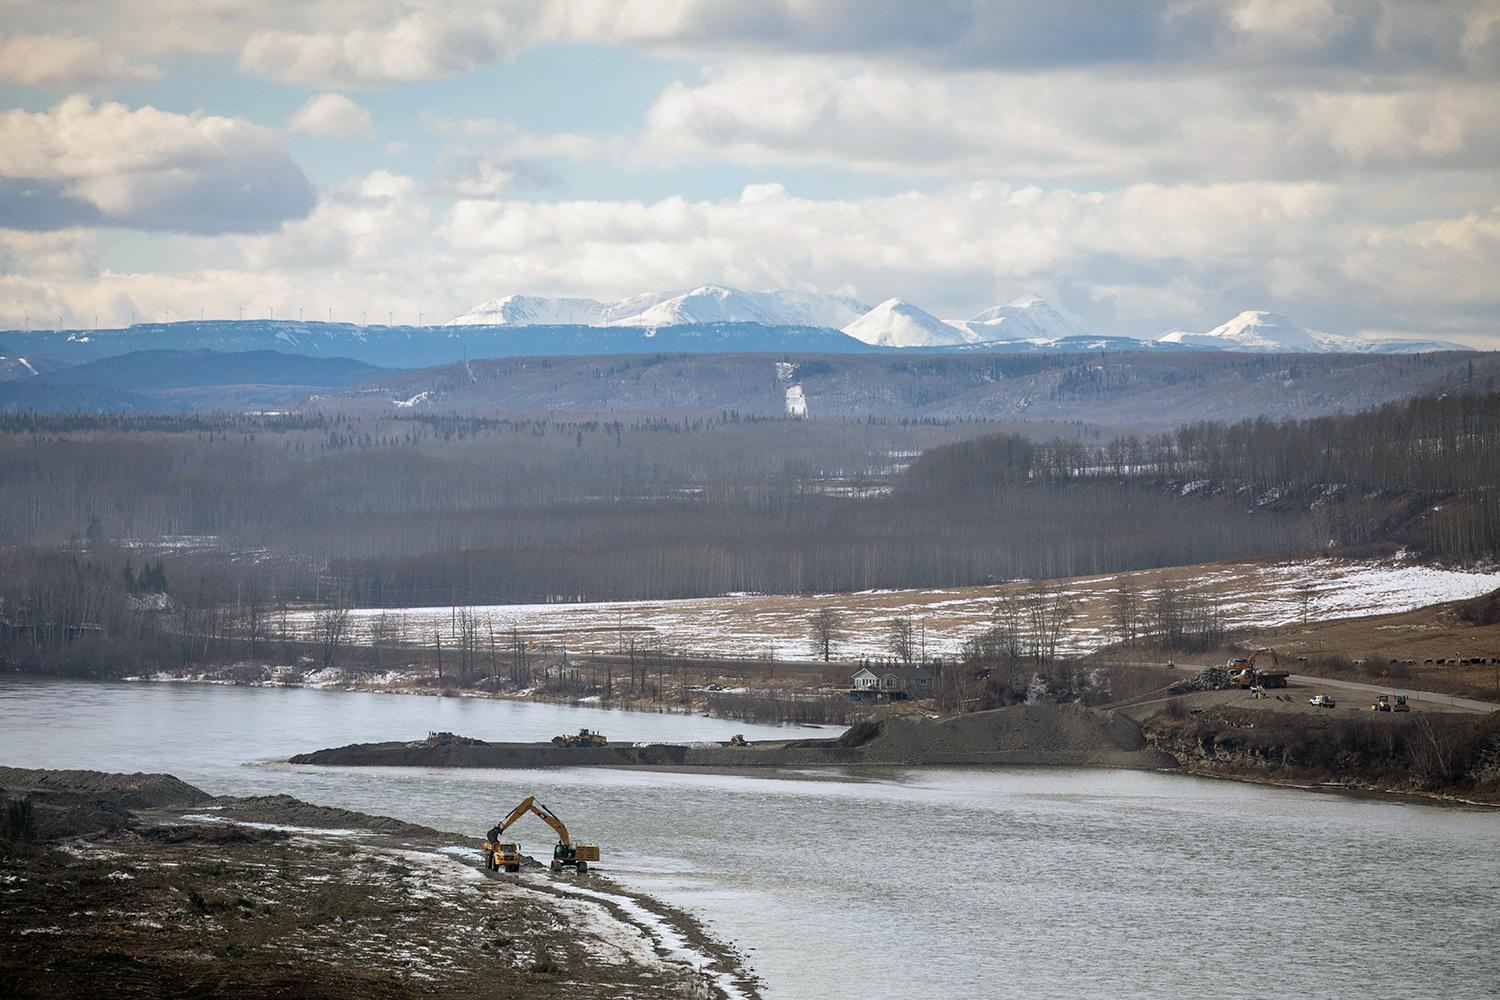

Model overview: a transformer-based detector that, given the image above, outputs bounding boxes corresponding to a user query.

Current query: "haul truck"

[1228,648,1290,689]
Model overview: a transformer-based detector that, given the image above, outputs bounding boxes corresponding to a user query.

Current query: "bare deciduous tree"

[888,616,916,664]
[314,602,351,671]
[808,607,845,661]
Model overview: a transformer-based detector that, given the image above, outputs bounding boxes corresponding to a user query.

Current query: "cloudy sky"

[1,0,1498,344]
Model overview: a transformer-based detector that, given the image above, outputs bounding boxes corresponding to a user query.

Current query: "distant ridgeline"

[0,318,1296,371]
[0,320,883,368]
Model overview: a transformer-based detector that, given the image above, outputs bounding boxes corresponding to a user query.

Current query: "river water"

[3,677,1497,999]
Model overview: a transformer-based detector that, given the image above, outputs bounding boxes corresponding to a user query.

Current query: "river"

[3,677,1496,999]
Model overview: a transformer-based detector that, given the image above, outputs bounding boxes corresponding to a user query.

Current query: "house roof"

[852,665,932,682]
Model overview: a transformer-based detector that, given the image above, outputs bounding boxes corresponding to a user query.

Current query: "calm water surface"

[3,677,1496,1000]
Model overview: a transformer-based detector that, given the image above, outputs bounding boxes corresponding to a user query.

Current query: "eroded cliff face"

[1142,707,1500,802]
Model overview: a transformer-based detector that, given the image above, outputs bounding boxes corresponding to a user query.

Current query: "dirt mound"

[0,767,210,810]
[857,704,1160,765]
[838,720,883,748]
[1,767,213,845]
[212,795,443,838]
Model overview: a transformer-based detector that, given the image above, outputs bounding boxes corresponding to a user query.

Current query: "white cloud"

[239,8,517,88]
[288,93,376,139]
[633,60,1500,181]
[5,175,1498,346]
[0,96,315,234]
[0,32,160,88]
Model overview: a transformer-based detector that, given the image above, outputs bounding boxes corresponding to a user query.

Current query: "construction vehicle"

[551,728,608,748]
[1371,694,1391,712]
[1392,694,1410,712]
[483,795,600,875]
[1227,648,1290,689]
[425,731,482,747]
[728,734,748,747]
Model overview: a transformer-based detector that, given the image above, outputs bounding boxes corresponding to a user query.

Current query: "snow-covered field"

[284,556,1500,662]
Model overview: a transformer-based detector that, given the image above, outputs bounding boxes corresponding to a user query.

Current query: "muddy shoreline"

[0,766,760,999]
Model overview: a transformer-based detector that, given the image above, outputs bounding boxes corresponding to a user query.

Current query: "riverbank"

[287,692,1500,807]
[0,767,759,1000]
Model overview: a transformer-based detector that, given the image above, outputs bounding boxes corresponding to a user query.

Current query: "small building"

[848,665,934,701]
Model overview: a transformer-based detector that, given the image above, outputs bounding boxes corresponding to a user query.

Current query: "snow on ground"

[546,881,750,1000]
[283,557,1500,662]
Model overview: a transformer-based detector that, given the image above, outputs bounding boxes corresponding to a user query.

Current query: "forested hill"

[348,349,1498,427]
[1,389,1494,615]
[908,389,1500,562]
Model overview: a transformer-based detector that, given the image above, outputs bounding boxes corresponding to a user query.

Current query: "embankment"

[0,766,759,999]
[1141,706,1500,803]
[289,703,1177,770]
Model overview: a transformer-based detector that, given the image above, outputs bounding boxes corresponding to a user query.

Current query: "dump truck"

[1227,648,1290,689]
[482,795,599,875]
[551,728,608,748]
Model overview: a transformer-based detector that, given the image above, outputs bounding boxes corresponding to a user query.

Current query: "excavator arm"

[487,795,572,847]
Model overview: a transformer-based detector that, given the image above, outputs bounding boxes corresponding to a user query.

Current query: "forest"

[1,388,1496,680]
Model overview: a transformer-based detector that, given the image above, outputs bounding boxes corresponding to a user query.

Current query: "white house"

[849,665,934,700]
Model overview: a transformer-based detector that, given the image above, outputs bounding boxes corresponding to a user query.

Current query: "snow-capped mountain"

[1156,311,1327,352]
[842,298,969,348]
[954,294,1099,343]
[449,284,870,330]
[608,285,870,328]
[448,295,608,327]
[1156,311,1471,354]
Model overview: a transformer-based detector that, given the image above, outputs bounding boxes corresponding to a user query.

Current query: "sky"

[0,0,1498,345]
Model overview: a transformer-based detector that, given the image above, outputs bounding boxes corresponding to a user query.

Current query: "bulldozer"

[551,728,608,748]
[483,795,600,875]
[1371,694,1392,712]
[1227,648,1290,689]
[1392,694,1410,713]
[728,734,748,747]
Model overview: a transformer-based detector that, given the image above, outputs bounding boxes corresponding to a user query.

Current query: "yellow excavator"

[1227,648,1291,689]
[483,795,600,875]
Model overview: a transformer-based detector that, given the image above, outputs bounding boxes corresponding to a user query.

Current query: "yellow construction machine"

[483,795,600,875]
[1227,648,1291,689]
[551,728,608,748]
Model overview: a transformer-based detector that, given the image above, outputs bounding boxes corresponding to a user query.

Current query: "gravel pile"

[1167,664,1231,694]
